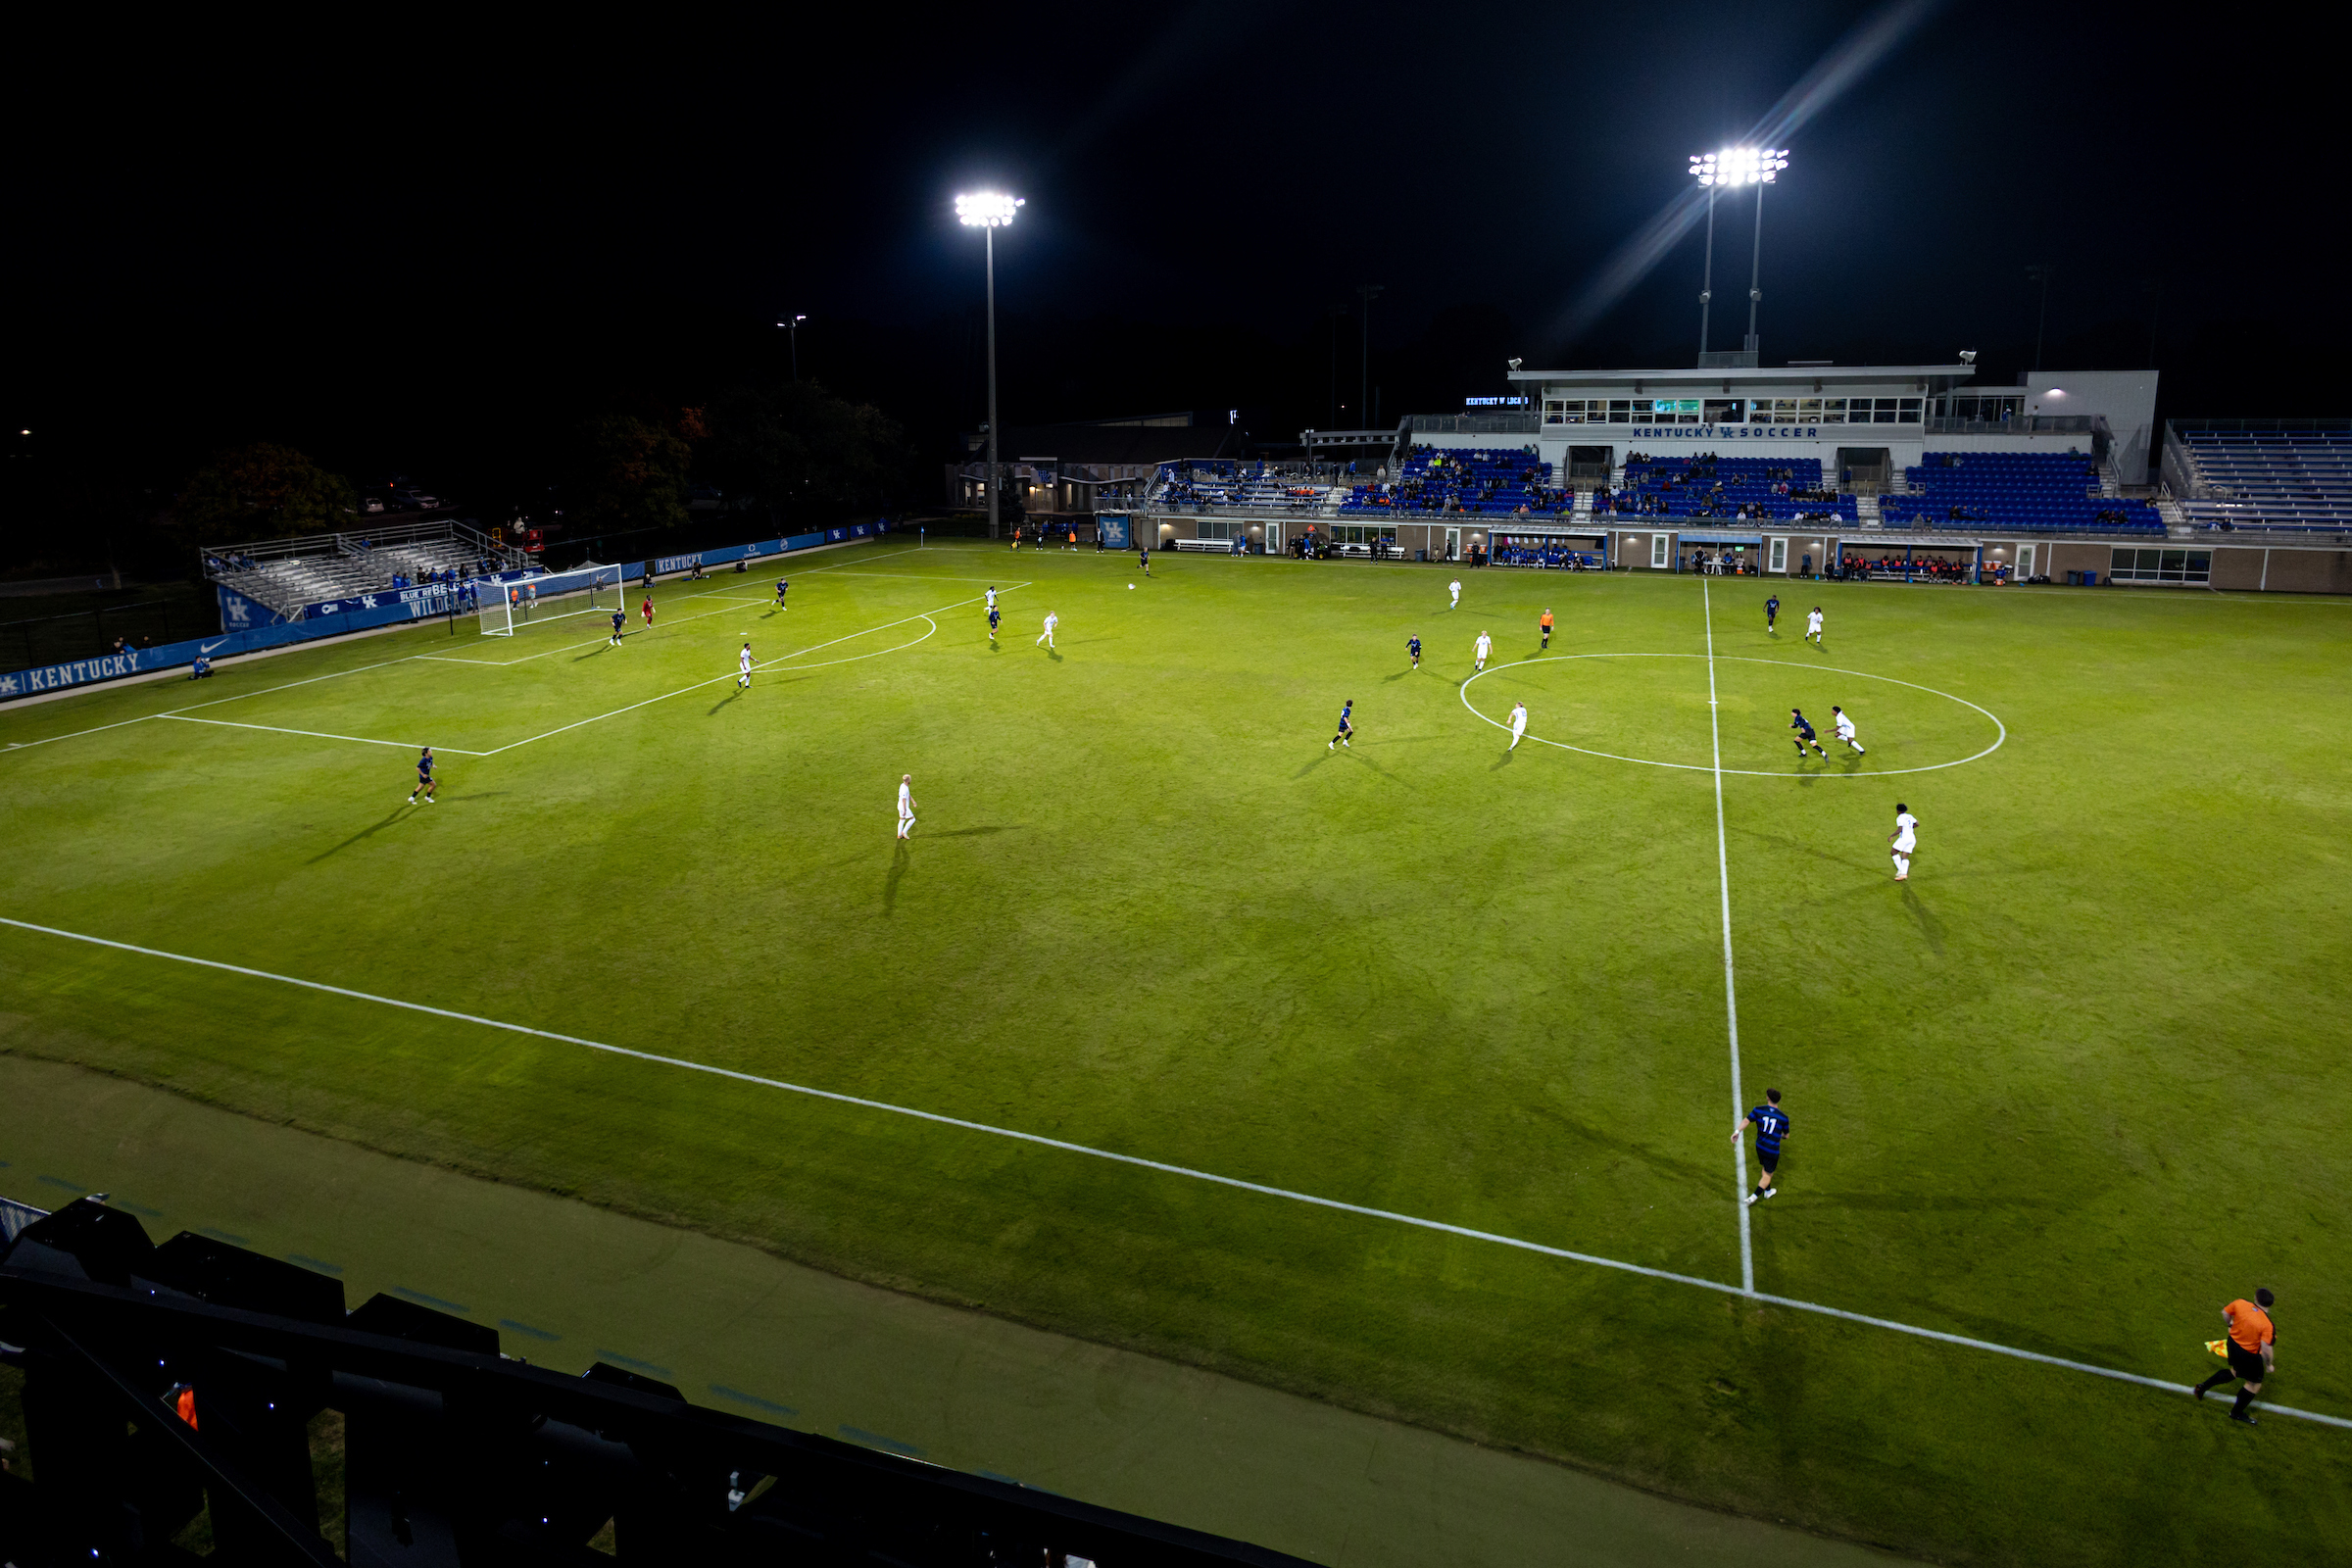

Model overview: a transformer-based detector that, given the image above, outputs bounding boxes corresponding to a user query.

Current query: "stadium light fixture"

[1689,147,1788,188]
[1689,148,1790,359]
[956,192,1024,540]
[776,315,808,381]
[956,191,1022,227]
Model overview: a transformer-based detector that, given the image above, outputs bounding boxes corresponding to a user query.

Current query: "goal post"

[474,563,623,636]
[478,586,514,637]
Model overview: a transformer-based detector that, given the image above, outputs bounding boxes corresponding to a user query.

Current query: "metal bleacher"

[203,518,523,617]
[2171,424,2352,534]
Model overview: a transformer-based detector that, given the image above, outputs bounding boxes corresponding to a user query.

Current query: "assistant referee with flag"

[2193,1287,2277,1426]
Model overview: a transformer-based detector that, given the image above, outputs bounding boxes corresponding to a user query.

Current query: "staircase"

[1855,493,1883,528]
[2157,494,2193,537]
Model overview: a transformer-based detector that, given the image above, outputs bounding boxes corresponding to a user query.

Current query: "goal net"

[475,563,623,637]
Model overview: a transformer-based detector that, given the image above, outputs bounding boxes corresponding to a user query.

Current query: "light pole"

[1689,148,1787,361]
[956,191,1023,540]
[2026,264,2053,372]
[777,315,808,380]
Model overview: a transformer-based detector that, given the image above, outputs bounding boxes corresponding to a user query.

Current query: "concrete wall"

[2017,369,2160,484]
[2210,545,2352,594]
[1609,528,1679,569]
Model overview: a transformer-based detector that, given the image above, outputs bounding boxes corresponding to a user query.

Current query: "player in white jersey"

[1832,705,1865,756]
[1889,803,1917,881]
[1037,611,1057,649]
[1448,579,1462,610]
[737,642,754,689]
[1805,606,1824,645]
[985,586,998,616]
[1508,701,1528,750]
[1473,630,1493,670]
[897,774,917,839]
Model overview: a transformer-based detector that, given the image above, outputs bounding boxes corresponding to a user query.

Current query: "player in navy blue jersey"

[1329,699,1353,751]
[1407,635,1422,670]
[987,604,1001,644]
[1789,707,1826,759]
[609,608,625,647]
[1734,1088,1789,1204]
[408,747,436,806]
[775,579,789,611]
[1765,593,1781,634]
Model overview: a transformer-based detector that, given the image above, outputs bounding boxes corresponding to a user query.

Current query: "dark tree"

[173,443,356,542]
[697,380,917,525]
[572,414,695,533]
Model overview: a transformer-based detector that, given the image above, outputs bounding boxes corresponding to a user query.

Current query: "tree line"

[170,379,920,545]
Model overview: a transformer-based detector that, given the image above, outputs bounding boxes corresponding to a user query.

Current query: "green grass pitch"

[3,540,2349,1565]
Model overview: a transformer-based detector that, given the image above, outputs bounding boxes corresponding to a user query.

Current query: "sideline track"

[3,912,2344,1435]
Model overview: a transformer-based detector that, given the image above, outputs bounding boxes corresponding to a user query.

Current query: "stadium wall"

[0,523,895,703]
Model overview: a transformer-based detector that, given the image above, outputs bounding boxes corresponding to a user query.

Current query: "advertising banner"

[7,520,900,703]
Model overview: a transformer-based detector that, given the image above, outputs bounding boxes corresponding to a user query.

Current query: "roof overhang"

[1509,365,1977,387]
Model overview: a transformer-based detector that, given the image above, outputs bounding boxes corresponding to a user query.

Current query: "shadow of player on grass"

[882,840,910,914]
[308,808,413,862]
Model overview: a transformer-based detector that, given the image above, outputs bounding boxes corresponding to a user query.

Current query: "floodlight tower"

[777,314,808,380]
[956,190,1023,540]
[1689,148,1788,361]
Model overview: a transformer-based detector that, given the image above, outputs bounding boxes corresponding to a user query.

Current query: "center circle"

[1460,654,2005,778]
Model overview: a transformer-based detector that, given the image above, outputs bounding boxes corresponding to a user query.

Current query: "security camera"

[1958,349,1978,366]
[1507,358,1523,371]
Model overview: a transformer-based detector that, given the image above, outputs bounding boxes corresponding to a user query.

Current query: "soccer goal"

[475,563,623,637]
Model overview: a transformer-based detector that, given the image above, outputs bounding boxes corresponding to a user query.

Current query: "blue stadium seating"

[1880,452,2162,535]
[1338,446,1565,516]
[1603,456,1856,522]
[2176,428,2352,532]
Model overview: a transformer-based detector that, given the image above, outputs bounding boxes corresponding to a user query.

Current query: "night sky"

[3,1,2339,531]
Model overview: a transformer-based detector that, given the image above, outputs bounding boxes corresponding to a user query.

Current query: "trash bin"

[2080,570,2097,586]
[2065,570,2082,585]
[1416,549,1428,563]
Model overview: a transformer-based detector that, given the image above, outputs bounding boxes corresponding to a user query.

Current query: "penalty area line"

[2,914,2345,1434]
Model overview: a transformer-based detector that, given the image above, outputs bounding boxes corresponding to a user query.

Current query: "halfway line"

[1702,577,1755,1294]
[2,914,2343,1433]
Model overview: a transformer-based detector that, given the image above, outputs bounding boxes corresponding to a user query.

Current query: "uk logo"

[0,673,19,697]
[362,595,379,610]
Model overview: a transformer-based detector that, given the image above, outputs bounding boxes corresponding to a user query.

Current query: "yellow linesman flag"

[2207,1339,2230,1359]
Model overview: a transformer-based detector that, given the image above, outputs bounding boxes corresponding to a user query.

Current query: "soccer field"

[4,540,2349,1564]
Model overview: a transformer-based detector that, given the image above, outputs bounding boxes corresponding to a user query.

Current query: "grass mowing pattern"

[3,543,2349,1564]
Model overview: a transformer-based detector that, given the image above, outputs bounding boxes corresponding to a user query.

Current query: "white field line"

[474,599,973,757]
[810,571,1022,584]
[805,546,928,574]
[1457,655,2006,779]
[4,654,432,756]
[2,912,2343,1434]
[50,589,985,761]
[3,712,160,752]
[422,595,762,668]
[171,654,431,716]
[1703,578,1755,1295]
[159,715,487,756]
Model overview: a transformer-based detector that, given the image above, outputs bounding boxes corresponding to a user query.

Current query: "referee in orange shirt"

[2193,1287,2277,1425]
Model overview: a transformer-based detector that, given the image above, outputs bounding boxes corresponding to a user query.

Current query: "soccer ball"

[1128,583,1134,590]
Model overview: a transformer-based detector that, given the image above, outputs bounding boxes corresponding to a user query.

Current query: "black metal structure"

[0,1200,1316,1568]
